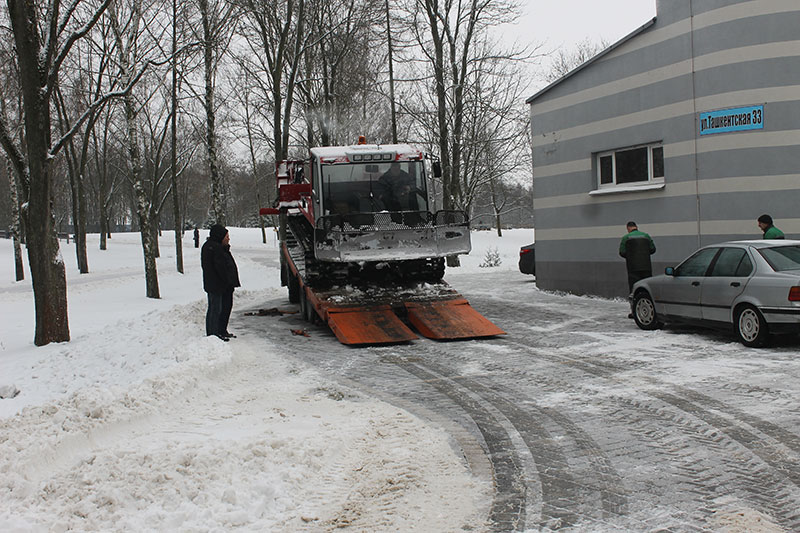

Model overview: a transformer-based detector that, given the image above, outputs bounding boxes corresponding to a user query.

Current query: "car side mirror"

[432,161,442,178]
[665,267,675,276]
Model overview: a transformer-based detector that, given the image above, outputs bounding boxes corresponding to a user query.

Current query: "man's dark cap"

[626,221,637,228]
[209,224,228,242]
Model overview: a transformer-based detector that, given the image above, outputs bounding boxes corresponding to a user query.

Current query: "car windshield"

[320,161,428,214]
[758,245,800,272]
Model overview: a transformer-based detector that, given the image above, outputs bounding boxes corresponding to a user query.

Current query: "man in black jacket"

[201,224,241,340]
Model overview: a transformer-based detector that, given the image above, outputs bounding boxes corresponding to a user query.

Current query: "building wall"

[528,0,800,297]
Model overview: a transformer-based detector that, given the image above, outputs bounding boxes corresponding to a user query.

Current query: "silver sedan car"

[632,240,800,347]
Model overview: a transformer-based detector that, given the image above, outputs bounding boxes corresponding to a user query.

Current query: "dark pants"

[627,269,652,293]
[206,289,234,336]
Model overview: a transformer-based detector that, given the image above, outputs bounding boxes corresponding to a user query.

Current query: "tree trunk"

[385,0,397,143]
[8,0,70,345]
[6,158,24,281]
[122,90,160,299]
[12,234,24,282]
[490,179,502,237]
[424,10,460,268]
[100,211,108,250]
[200,0,225,226]
[26,154,70,344]
[66,161,89,273]
[171,0,184,273]
[76,173,88,270]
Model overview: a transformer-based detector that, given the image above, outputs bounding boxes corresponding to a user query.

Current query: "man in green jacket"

[757,214,785,239]
[620,221,656,318]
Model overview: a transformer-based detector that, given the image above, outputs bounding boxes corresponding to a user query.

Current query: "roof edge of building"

[525,16,657,105]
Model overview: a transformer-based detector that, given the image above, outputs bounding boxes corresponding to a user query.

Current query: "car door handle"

[730,282,740,287]
[692,281,700,286]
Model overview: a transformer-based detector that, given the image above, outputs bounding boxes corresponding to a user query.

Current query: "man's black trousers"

[206,289,234,336]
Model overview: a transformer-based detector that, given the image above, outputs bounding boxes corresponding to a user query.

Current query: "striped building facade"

[527,0,800,297]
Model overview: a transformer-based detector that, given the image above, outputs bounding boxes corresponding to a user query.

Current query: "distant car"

[519,243,535,275]
[632,240,800,347]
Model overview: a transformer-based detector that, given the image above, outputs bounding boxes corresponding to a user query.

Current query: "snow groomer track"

[246,269,800,532]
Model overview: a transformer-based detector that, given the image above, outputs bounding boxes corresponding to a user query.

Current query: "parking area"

[257,269,800,531]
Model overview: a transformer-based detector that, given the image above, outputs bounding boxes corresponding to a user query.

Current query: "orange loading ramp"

[320,297,505,345]
[327,306,418,345]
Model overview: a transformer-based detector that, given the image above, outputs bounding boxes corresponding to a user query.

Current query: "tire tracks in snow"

[241,276,800,531]
[486,334,800,531]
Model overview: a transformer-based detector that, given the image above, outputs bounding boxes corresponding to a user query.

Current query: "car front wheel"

[735,304,769,347]
[633,291,662,330]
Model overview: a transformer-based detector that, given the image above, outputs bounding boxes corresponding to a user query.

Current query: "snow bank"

[0,227,509,531]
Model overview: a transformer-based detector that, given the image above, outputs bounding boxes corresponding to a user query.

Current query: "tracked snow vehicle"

[261,140,504,345]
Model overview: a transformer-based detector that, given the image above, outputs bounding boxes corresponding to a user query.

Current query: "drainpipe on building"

[689,0,702,249]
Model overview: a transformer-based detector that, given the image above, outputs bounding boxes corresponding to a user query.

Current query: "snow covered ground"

[0,227,533,531]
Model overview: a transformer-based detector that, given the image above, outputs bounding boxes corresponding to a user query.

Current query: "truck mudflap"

[327,305,418,345]
[405,299,506,340]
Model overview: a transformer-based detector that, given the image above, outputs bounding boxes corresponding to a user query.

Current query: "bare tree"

[384,0,397,143]
[459,44,531,235]
[107,0,171,299]
[169,0,182,272]
[235,0,306,159]
[0,37,25,280]
[304,0,388,146]
[4,157,24,280]
[187,0,237,226]
[87,103,122,250]
[1,0,115,345]
[544,37,609,83]
[53,31,116,274]
[402,0,529,265]
[229,67,269,242]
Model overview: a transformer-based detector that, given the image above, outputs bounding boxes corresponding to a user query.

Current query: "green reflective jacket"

[619,230,656,257]
[763,225,785,239]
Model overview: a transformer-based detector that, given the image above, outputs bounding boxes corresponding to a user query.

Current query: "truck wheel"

[288,272,300,304]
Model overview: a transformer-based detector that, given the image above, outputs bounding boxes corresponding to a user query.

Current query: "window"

[675,248,719,277]
[759,245,800,272]
[597,143,664,188]
[710,248,752,277]
[321,161,428,215]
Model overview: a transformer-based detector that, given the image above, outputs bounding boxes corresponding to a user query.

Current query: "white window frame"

[595,142,664,190]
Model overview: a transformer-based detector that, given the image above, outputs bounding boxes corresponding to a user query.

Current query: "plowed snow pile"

[0,228,520,531]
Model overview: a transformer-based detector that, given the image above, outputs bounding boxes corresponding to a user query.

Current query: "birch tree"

[107,0,168,298]
[190,0,236,225]
[4,157,25,280]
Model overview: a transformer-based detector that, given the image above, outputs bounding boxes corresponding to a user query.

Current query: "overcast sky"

[501,0,657,89]
[523,0,656,51]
